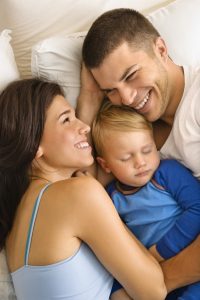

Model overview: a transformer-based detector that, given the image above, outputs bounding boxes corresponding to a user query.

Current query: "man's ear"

[35,146,43,159]
[155,37,168,61]
[96,156,111,173]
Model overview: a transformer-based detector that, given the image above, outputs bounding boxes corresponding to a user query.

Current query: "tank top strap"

[24,183,51,265]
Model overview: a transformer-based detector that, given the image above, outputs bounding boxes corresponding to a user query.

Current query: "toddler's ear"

[96,156,111,173]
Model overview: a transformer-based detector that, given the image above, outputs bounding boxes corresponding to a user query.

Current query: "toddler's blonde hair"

[92,100,153,156]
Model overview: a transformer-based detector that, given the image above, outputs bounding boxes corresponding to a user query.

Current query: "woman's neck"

[30,168,74,184]
[30,174,52,184]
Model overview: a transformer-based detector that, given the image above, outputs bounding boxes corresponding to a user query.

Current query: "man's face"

[91,40,171,122]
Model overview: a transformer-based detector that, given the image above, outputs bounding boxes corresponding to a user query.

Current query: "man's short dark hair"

[82,8,160,69]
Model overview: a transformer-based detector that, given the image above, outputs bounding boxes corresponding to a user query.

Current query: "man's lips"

[134,91,150,111]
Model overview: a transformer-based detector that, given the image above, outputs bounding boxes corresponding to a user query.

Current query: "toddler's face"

[101,129,160,187]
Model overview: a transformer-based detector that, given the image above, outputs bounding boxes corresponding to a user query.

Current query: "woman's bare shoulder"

[45,176,111,229]
[53,175,101,191]
[49,176,105,204]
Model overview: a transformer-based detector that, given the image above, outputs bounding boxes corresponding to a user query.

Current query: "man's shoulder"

[183,64,200,76]
[183,65,200,87]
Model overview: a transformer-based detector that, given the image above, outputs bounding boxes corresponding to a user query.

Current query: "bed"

[0,0,199,298]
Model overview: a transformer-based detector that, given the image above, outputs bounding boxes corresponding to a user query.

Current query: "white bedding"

[0,0,173,79]
[1,0,199,298]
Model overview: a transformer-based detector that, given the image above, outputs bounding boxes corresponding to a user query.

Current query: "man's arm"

[76,64,104,128]
[161,235,200,292]
[76,64,113,186]
[76,64,104,177]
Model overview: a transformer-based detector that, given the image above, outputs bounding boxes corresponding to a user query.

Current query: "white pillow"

[0,30,20,93]
[0,0,173,78]
[32,32,86,108]
[32,0,199,108]
[147,0,200,66]
[0,250,16,300]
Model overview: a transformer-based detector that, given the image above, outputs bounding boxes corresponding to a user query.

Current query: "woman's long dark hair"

[0,78,64,250]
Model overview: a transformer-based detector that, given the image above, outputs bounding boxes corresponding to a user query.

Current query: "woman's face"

[39,95,93,176]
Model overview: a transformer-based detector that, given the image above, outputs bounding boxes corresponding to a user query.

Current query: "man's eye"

[105,89,116,96]
[126,72,136,81]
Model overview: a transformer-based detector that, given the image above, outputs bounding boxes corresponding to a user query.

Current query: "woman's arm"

[71,176,166,300]
[110,288,133,300]
[161,235,200,293]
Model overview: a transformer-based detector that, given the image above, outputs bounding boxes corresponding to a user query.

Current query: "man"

[77,8,200,299]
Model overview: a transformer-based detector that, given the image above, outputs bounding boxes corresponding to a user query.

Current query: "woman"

[0,79,166,300]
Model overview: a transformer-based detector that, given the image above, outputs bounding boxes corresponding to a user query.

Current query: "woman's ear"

[96,156,111,173]
[35,146,43,159]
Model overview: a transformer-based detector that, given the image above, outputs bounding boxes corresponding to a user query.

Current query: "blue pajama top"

[107,159,200,259]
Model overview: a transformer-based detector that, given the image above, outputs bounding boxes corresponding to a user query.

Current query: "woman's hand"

[110,288,133,300]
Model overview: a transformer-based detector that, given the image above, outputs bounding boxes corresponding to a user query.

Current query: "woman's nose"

[79,120,90,134]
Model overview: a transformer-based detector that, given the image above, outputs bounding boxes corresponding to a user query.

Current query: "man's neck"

[162,64,185,126]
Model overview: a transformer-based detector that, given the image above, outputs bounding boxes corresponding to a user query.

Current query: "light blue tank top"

[11,184,113,300]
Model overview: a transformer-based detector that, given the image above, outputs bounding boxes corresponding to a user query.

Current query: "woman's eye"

[63,117,70,123]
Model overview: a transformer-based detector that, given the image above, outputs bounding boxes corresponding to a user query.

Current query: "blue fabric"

[107,159,200,297]
[24,184,51,265]
[154,160,200,259]
[177,282,200,299]
[166,282,200,300]
[11,184,113,300]
[112,279,124,294]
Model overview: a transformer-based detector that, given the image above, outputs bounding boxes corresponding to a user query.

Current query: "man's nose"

[119,87,137,106]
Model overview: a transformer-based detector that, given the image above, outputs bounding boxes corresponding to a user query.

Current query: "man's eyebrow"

[100,65,138,92]
[57,109,71,120]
